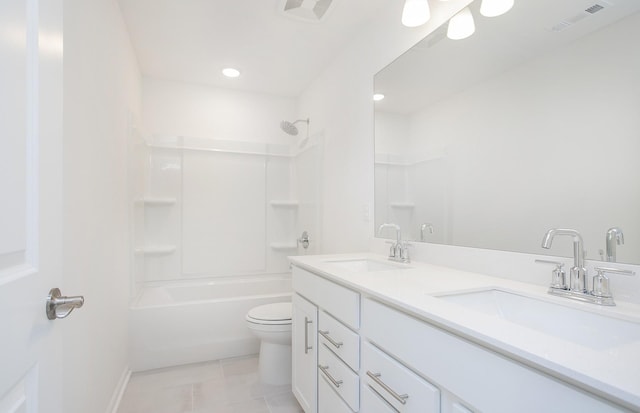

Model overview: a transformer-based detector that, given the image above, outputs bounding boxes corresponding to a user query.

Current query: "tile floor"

[117,355,304,413]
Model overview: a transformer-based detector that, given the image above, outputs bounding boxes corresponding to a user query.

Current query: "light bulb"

[447,7,475,40]
[222,68,241,78]
[402,0,431,27]
[480,0,514,17]
[373,93,385,101]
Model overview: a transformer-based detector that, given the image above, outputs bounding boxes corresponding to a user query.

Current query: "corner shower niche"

[133,135,322,285]
[374,150,448,244]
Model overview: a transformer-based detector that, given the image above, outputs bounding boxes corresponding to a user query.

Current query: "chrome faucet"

[539,228,636,306]
[541,228,587,293]
[605,227,624,262]
[378,223,410,263]
[420,223,434,241]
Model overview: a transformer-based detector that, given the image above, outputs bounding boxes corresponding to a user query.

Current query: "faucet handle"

[399,241,412,261]
[591,268,613,298]
[535,259,566,290]
[385,240,397,257]
[593,267,636,276]
[590,267,635,302]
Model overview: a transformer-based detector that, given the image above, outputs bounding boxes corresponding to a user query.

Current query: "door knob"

[46,288,84,320]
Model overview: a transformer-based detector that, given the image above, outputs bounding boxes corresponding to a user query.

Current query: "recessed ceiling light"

[373,93,385,101]
[222,68,241,78]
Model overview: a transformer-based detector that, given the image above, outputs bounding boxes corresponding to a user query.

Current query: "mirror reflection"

[374,0,640,264]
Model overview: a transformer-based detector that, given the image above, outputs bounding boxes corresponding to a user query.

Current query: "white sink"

[325,259,410,272]
[437,289,640,350]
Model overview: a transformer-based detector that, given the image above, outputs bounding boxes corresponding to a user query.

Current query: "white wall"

[142,77,297,144]
[63,0,141,411]
[298,0,472,253]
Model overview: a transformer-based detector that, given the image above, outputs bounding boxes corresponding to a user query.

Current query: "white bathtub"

[129,274,292,371]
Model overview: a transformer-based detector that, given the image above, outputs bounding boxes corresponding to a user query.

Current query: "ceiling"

[118,0,388,97]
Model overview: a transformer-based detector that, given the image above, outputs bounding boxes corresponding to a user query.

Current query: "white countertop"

[289,252,640,411]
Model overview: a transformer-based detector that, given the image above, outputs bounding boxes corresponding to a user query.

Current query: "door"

[292,293,318,413]
[0,0,64,411]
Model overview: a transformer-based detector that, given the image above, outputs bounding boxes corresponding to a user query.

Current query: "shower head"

[280,118,309,136]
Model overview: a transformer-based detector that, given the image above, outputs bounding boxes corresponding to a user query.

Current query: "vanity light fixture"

[480,0,514,17]
[373,93,385,101]
[222,67,241,78]
[447,7,475,40]
[402,0,431,27]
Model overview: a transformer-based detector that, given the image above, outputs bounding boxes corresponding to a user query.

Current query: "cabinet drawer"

[318,343,359,412]
[319,310,360,371]
[293,266,360,329]
[318,369,353,413]
[361,384,397,413]
[363,341,440,412]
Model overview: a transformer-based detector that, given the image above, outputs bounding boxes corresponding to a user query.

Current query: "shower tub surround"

[129,275,292,371]
[129,135,322,371]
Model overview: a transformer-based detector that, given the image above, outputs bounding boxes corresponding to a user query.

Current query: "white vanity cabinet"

[291,262,631,413]
[362,297,628,413]
[292,293,318,413]
[292,265,361,413]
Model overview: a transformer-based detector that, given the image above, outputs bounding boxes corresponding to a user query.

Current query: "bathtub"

[129,274,292,371]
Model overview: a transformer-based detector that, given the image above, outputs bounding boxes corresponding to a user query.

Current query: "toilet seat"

[246,302,292,325]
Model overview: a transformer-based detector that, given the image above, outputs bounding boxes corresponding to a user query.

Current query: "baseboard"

[106,365,131,413]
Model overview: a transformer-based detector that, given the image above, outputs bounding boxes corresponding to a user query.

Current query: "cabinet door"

[292,293,318,413]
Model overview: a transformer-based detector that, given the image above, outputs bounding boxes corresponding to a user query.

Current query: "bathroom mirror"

[374,0,640,264]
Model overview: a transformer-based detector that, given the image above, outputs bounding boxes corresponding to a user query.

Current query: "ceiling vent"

[279,0,336,23]
[550,1,612,32]
[411,26,447,52]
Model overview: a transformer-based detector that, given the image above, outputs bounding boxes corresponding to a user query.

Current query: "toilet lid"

[247,302,292,323]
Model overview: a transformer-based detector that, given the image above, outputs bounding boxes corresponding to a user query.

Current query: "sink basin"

[325,259,410,272]
[437,289,640,350]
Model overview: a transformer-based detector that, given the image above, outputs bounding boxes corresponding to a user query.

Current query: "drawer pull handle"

[366,371,409,405]
[304,317,313,354]
[319,365,343,388]
[319,330,343,348]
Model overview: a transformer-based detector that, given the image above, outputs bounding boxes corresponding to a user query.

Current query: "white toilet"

[245,302,292,385]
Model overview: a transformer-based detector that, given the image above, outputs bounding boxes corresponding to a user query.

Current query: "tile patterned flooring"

[117,355,304,413]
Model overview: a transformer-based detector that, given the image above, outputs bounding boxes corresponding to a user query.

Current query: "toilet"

[246,302,292,385]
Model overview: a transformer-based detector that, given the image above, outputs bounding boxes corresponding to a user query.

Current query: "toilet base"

[258,341,292,385]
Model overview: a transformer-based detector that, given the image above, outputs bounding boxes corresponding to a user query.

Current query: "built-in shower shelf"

[390,202,415,209]
[135,246,177,255]
[270,243,298,250]
[270,200,299,208]
[137,197,177,206]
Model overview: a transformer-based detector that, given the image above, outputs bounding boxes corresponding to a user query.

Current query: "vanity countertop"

[289,253,640,411]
